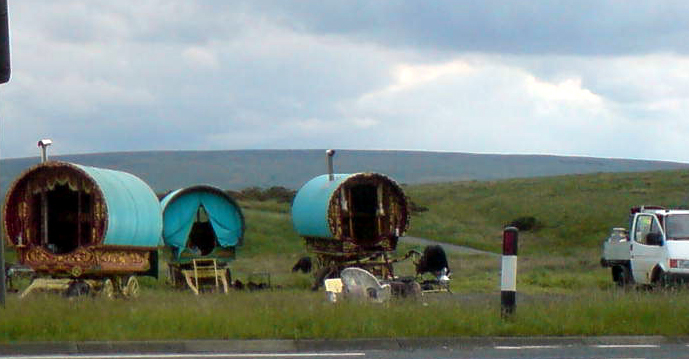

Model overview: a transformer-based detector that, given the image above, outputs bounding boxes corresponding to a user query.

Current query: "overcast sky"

[1,1,689,161]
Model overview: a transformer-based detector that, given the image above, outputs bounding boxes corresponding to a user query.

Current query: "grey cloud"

[510,55,689,108]
[16,1,249,45]
[244,0,689,55]
[2,2,406,157]
[3,0,689,163]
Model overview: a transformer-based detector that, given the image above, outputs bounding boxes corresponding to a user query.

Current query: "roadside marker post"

[501,226,518,318]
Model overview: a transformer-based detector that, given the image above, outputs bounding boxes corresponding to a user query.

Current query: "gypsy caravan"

[3,161,162,298]
[291,151,410,287]
[161,185,245,294]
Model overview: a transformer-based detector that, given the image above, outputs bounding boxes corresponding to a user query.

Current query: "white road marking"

[593,345,659,348]
[0,353,366,359]
[495,345,561,350]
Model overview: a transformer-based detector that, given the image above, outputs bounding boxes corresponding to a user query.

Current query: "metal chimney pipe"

[37,139,52,163]
[326,149,335,181]
[36,139,52,248]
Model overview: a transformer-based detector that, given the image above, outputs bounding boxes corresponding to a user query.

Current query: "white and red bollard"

[501,226,518,318]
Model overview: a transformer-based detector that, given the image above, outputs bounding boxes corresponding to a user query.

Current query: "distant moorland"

[1,150,687,197]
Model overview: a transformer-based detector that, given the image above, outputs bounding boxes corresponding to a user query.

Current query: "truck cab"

[602,206,689,286]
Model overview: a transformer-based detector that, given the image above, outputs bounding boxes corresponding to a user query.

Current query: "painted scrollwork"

[94,249,149,271]
[25,246,96,266]
[23,247,150,274]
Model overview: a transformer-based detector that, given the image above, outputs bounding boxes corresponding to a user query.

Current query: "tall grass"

[2,289,689,341]
[237,201,304,258]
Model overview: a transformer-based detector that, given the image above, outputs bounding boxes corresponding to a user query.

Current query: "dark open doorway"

[349,184,379,244]
[35,184,93,254]
[187,205,217,256]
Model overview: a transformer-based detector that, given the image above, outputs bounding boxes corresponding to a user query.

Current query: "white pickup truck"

[601,206,689,287]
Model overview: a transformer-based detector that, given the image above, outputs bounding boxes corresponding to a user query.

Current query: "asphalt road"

[375,343,689,359]
[0,344,687,359]
[1,337,687,359]
[399,236,500,257]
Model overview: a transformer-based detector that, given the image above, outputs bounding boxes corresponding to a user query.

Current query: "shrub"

[406,196,429,215]
[224,189,242,200]
[227,186,297,203]
[508,216,542,231]
[264,186,297,203]
[241,186,265,201]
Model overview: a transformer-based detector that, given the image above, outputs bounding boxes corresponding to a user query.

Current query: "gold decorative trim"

[25,246,95,265]
[23,246,150,275]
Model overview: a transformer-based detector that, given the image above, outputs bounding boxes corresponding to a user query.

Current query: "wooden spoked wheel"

[101,278,115,299]
[123,276,140,299]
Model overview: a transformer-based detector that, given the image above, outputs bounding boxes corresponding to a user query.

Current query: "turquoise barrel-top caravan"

[161,185,245,293]
[3,161,162,297]
[292,171,410,281]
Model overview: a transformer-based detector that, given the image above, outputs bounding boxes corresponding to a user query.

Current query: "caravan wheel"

[123,276,140,299]
[101,278,115,299]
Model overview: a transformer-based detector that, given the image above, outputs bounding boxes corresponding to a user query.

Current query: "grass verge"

[2,288,688,341]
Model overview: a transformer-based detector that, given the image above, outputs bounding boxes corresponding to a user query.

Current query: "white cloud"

[388,61,476,93]
[347,57,621,155]
[526,77,602,105]
[295,118,330,131]
[182,47,219,69]
[350,118,378,129]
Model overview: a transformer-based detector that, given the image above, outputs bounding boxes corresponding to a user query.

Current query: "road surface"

[399,236,499,257]
[1,341,686,359]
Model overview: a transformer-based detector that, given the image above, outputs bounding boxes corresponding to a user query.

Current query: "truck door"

[630,214,665,284]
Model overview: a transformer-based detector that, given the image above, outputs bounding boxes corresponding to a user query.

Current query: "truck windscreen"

[666,214,689,240]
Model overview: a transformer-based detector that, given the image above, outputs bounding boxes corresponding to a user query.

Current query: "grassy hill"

[405,169,689,256]
[5,167,688,278]
[231,168,689,294]
[1,150,687,198]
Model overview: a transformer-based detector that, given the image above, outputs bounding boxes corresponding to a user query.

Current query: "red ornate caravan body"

[3,161,162,297]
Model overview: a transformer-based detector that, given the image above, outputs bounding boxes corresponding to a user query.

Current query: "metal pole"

[0,0,10,84]
[38,141,51,246]
[0,0,10,308]
[326,149,335,181]
[501,226,518,318]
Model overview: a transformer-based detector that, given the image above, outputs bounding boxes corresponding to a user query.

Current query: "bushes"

[225,186,296,203]
[407,196,429,215]
[508,216,542,231]
[158,186,296,203]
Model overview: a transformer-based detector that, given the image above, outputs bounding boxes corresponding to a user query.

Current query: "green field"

[3,169,689,341]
